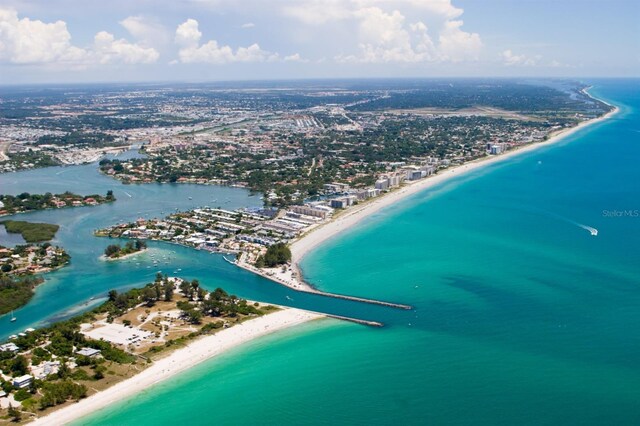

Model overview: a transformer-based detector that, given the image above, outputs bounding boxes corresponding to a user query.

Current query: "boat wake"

[557,215,599,236]
[575,223,598,236]
[548,211,599,236]
[519,207,599,237]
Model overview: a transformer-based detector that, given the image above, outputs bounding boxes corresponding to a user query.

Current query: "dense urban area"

[1,81,609,207]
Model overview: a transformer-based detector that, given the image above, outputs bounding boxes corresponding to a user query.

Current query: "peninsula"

[0,275,322,424]
[0,244,70,315]
[0,191,115,217]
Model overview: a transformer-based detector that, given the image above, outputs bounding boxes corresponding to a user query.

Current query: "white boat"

[10,310,16,322]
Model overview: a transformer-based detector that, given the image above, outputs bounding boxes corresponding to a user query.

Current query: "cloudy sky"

[0,0,638,83]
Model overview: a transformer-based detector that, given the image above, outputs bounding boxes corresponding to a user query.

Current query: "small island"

[0,191,115,217]
[0,275,283,423]
[0,221,60,243]
[103,240,147,260]
[0,244,71,315]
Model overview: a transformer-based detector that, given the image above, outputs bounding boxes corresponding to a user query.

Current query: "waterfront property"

[0,275,284,422]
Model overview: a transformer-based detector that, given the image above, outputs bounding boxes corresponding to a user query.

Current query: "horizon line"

[0,75,638,88]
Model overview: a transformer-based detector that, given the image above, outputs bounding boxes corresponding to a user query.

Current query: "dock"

[275,306,384,328]
[325,314,383,327]
[304,288,412,310]
[235,260,413,311]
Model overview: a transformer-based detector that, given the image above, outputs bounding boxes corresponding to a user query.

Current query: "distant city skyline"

[0,0,638,83]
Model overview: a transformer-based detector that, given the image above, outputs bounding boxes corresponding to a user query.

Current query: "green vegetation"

[0,274,270,420]
[38,380,88,409]
[0,190,115,216]
[104,240,147,259]
[0,220,59,242]
[0,275,43,315]
[256,243,291,268]
[0,303,136,415]
[2,150,59,172]
[7,404,21,422]
[0,244,70,314]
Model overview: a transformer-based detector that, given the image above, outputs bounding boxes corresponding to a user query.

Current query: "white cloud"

[283,1,480,63]
[283,0,464,25]
[283,0,352,25]
[284,53,308,62]
[241,22,255,29]
[120,16,170,48]
[438,19,482,61]
[175,18,276,63]
[175,18,202,48]
[336,8,432,63]
[501,49,539,66]
[0,7,85,64]
[0,8,159,67]
[93,31,159,64]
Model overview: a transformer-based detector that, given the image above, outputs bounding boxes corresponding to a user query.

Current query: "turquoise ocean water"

[2,80,639,425]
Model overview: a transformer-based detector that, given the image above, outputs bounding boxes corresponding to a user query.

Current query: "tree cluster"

[256,243,292,268]
[104,240,146,258]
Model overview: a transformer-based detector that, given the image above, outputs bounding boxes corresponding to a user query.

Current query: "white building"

[0,343,19,353]
[388,175,402,187]
[290,205,332,219]
[76,347,101,357]
[330,199,347,209]
[406,170,426,181]
[375,178,390,190]
[12,375,33,389]
[323,183,350,193]
[490,144,504,155]
[355,188,380,201]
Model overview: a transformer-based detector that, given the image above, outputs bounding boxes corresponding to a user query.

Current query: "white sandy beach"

[99,248,148,262]
[29,308,322,426]
[291,104,619,275]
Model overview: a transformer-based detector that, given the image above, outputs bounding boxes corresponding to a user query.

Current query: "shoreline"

[290,102,619,283]
[0,200,115,219]
[99,248,148,262]
[29,308,323,426]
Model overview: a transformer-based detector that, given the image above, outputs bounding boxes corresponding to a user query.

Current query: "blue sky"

[0,0,637,83]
